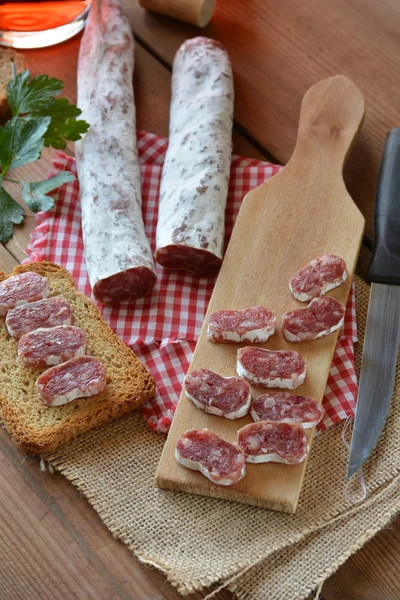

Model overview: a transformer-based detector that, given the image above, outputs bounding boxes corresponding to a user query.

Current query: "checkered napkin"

[25,131,358,433]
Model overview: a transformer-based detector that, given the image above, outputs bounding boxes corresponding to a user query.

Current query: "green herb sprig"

[0,66,89,244]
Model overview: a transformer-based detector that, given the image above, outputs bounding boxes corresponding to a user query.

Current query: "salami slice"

[289,254,347,302]
[75,0,156,303]
[250,392,324,429]
[155,37,234,276]
[0,272,48,316]
[237,421,309,464]
[282,296,345,342]
[184,368,251,419]
[175,429,246,486]
[36,356,107,406]
[6,297,73,338]
[237,347,306,389]
[207,306,276,344]
[18,326,86,368]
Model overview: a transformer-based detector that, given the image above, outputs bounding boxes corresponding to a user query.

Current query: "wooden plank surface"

[156,75,365,511]
[125,0,400,242]
[0,13,399,599]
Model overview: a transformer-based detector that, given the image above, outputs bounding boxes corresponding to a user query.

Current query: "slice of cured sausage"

[6,297,74,338]
[207,306,276,343]
[175,429,246,486]
[18,326,86,368]
[250,392,324,429]
[282,296,345,342]
[237,421,309,464]
[237,347,306,389]
[155,37,234,276]
[289,254,347,302]
[184,368,251,419]
[0,272,48,316]
[36,356,107,406]
[75,0,156,303]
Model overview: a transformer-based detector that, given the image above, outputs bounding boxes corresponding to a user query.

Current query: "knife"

[346,129,400,479]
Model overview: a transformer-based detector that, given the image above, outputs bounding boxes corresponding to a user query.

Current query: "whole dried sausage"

[155,37,234,276]
[76,0,156,303]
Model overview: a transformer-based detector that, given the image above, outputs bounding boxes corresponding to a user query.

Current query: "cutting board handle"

[291,75,365,171]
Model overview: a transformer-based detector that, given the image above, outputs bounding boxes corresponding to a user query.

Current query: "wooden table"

[1,2,400,598]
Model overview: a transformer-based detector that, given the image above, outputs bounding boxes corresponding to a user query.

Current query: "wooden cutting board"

[155,75,365,513]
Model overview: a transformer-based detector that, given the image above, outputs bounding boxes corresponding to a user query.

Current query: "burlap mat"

[230,476,400,600]
[46,276,400,596]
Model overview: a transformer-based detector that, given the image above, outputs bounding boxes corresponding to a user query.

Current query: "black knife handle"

[367,129,400,285]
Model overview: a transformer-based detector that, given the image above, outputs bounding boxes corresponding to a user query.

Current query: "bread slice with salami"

[0,262,156,455]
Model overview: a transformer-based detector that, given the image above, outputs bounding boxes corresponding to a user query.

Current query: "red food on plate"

[282,296,345,342]
[6,296,74,338]
[184,368,251,419]
[0,272,48,316]
[207,306,276,343]
[250,392,324,429]
[237,347,306,389]
[18,325,86,368]
[289,254,347,302]
[237,421,309,464]
[175,429,246,486]
[36,356,107,406]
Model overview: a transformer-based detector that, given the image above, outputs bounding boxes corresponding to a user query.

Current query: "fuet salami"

[237,347,306,389]
[6,297,74,338]
[237,421,309,464]
[36,356,107,406]
[207,306,276,344]
[289,254,347,302]
[175,429,246,486]
[0,272,48,316]
[282,296,345,342]
[155,37,234,276]
[18,326,86,368]
[75,0,156,303]
[250,392,324,429]
[184,368,251,419]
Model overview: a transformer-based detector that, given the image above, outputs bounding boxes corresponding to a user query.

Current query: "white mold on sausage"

[155,37,234,276]
[75,0,156,303]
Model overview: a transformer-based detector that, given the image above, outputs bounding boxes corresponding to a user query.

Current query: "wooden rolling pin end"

[138,0,215,27]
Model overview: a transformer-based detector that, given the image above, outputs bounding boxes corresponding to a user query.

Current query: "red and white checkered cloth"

[25,131,358,433]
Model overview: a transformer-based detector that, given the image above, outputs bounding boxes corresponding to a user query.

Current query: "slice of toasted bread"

[0,48,25,117]
[0,262,156,455]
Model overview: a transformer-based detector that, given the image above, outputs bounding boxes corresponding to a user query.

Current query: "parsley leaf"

[36,98,90,149]
[7,70,64,117]
[0,185,24,244]
[0,116,50,175]
[0,69,88,243]
[22,172,75,212]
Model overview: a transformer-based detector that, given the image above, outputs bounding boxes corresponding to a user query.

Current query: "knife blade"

[346,128,400,480]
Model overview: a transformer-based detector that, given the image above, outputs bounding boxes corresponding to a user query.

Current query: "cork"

[138,0,215,28]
